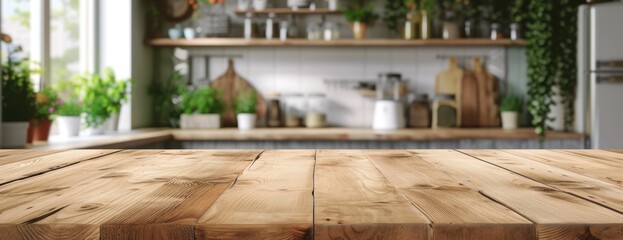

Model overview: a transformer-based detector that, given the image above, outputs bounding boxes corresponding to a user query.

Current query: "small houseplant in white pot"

[80,69,130,135]
[234,90,257,130]
[500,94,522,130]
[179,86,224,129]
[1,53,36,148]
[55,100,83,137]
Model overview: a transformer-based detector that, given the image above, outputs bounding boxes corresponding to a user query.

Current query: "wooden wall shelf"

[147,38,527,48]
[233,8,341,15]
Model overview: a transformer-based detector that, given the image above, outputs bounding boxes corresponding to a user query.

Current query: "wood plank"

[505,150,623,187]
[363,150,535,240]
[147,38,527,48]
[408,150,623,240]
[0,150,118,186]
[171,128,581,141]
[314,150,430,240]
[461,150,623,214]
[0,150,261,240]
[0,150,62,166]
[233,8,341,15]
[195,150,315,240]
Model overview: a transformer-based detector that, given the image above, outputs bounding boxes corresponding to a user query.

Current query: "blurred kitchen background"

[1,0,622,149]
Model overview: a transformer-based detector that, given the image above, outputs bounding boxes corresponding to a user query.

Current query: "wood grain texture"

[2,150,623,240]
[196,150,315,240]
[314,150,430,240]
[171,128,582,141]
[460,71,479,127]
[462,150,623,214]
[0,150,118,186]
[363,150,535,240]
[0,150,62,166]
[506,150,623,188]
[409,150,623,240]
[0,150,261,240]
[147,38,527,47]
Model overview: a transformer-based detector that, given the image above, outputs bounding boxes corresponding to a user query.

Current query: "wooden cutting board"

[435,57,463,95]
[210,59,267,127]
[460,71,479,127]
[473,58,500,127]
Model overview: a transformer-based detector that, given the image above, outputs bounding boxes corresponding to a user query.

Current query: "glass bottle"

[490,23,500,40]
[305,93,327,128]
[265,13,275,40]
[284,93,305,127]
[404,13,415,40]
[244,12,253,40]
[279,21,288,41]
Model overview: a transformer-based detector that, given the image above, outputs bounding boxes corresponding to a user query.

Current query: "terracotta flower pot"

[27,118,53,143]
[352,22,368,40]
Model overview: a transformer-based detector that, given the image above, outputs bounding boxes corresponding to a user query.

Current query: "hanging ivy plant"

[553,0,584,132]
[526,0,555,141]
[526,0,583,143]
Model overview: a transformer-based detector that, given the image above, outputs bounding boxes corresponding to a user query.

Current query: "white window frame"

[29,0,98,88]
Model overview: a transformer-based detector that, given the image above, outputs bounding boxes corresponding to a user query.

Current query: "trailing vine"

[526,0,555,141]
[526,0,583,143]
[553,0,584,132]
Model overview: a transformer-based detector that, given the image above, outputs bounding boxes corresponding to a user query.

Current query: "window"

[1,0,31,56]
[50,0,80,84]
[1,0,94,88]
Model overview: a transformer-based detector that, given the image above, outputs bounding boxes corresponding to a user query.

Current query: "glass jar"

[267,93,283,127]
[307,22,321,40]
[323,21,336,41]
[305,93,327,128]
[408,93,430,128]
[376,73,403,101]
[284,93,305,127]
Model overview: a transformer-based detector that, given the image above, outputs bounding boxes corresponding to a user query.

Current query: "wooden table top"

[0,149,621,240]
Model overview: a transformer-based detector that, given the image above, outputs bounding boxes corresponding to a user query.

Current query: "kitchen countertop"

[29,128,583,150]
[0,149,621,239]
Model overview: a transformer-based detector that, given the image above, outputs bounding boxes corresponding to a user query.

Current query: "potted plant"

[500,94,522,130]
[55,100,83,137]
[80,68,130,135]
[343,0,378,40]
[234,90,258,130]
[1,53,36,148]
[179,86,224,129]
[28,87,61,143]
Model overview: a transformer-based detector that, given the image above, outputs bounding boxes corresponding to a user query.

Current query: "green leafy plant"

[509,0,527,24]
[80,68,131,128]
[34,87,61,120]
[2,50,36,122]
[179,87,224,114]
[343,0,379,24]
[234,90,257,114]
[526,0,583,142]
[149,71,187,127]
[55,101,83,116]
[526,0,555,139]
[384,0,410,36]
[500,94,522,112]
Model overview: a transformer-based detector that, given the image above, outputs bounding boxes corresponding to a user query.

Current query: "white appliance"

[373,100,404,131]
[578,1,623,148]
[373,73,405,131]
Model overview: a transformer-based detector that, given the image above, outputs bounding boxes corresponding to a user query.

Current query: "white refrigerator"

[577,1,623,149]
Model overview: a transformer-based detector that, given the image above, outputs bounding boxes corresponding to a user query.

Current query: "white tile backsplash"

[191,46,508,127]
